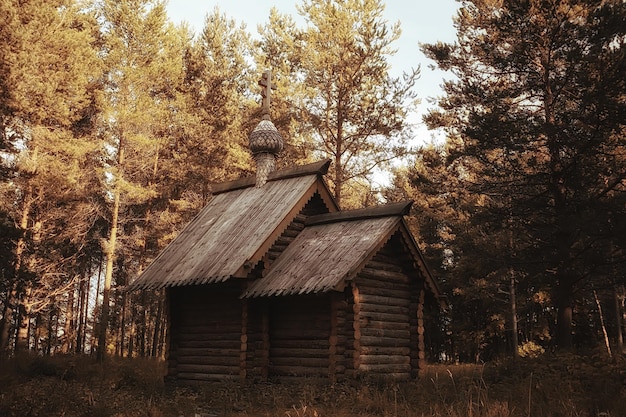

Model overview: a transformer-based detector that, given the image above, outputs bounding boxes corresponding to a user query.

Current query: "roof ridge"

[305,200,413,226]
[210,159,331,195]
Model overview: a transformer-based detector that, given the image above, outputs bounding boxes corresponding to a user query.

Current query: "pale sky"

[165,0,460,145]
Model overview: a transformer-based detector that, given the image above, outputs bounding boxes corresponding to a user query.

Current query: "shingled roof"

[129,160,337,290]
[130,158,442,303]
[242,201,442,299]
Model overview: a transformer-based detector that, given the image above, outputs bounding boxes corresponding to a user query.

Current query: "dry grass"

[1,353,625,417]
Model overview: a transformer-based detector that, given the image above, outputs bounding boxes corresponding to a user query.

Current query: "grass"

[1,353,625,416]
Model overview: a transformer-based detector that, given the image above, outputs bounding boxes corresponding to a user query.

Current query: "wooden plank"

[359,294,411,307]
[176,364,240,374]
[358,268,410,285]
[360,354,410,365]
[358,363,411,373]
[269,339,330,349]
[360,346,411,356]
[360,336,410,348]
[175,348,241,357]
[360,327,410,339]
[358,302,409,315]
[270,356,328,368]
[360,310,410,324]
[176,355,241,366]
[270,347,331,358]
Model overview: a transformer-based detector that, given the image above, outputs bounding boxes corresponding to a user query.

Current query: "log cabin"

[129,71,446,384]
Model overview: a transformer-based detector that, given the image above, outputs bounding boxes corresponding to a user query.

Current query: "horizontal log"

[358,363,411,373]
[174,347,241,357]
[360,310,409,324]
[176,364,239,375]
[360,336,410,348]
[267,250,283,260]
[360,327,411,340]
[271,329,330,339]
[358,302,410,315]
[269,347,329,359]
[360,346,411,356]
[362,320,410,331]
[176,355,240,366]
[176,325,241,335]
[176,332,242,341]
[269,339,330,349]
[176,339,240,349]
[364,260,404,273]
[359,354,411,365]
[358,294,411,308]
[357,276,410,291]
[359,267,409,284]
[282,228,301,238]
[270,356,328,368]
[357,285,412,299]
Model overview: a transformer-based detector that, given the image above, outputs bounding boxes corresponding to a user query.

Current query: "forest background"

[0,0,625,374]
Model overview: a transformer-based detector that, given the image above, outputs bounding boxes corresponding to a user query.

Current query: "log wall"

[167,282,244,382]
[352,249,417,379]
[268,295,331,378]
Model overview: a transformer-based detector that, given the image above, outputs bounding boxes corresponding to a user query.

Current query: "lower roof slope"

[242,201,443,299]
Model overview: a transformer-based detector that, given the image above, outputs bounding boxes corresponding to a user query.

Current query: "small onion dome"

[248,119,284,155]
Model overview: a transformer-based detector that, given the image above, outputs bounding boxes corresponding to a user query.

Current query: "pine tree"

[95,0,184,361]
[422,0,626,351]
[0,0,100,355]
[257,0,419,208]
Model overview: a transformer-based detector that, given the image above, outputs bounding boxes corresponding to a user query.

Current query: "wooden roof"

[129,160,337,290]
[242,201,443,300]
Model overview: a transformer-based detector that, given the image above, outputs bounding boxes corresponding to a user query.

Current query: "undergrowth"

[1,353,625,416]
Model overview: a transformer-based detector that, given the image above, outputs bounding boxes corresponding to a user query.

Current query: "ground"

[1,352,625,417]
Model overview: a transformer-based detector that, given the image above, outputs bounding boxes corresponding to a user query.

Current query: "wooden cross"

[258,70,276,119]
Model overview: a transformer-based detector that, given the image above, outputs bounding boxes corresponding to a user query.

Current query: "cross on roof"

[258,70,276,120]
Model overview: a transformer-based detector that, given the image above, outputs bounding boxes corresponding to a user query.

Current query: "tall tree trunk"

[4,186,33,356]
[91,253,103,355]
[33,312,41,354]
[46,309,54,355]
[63,286,75,353]
[555,288,574,350]
[97,189,119,362]
[97,139,124,362]
[150,292,163,357]
[510,271,519,359]
[15,287,32,352]
[119,292,126,358]
[140,293,146,357]
[76,273,87,354]
[614,285,624,356]
[594,289,612,358]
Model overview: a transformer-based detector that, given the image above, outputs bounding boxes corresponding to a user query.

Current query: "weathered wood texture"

[351,234,422,380]
[244,216,400,297]
[264,192,330,267]
[168,283,244,382]
[268,295,332,378]
[131,174,326,289]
